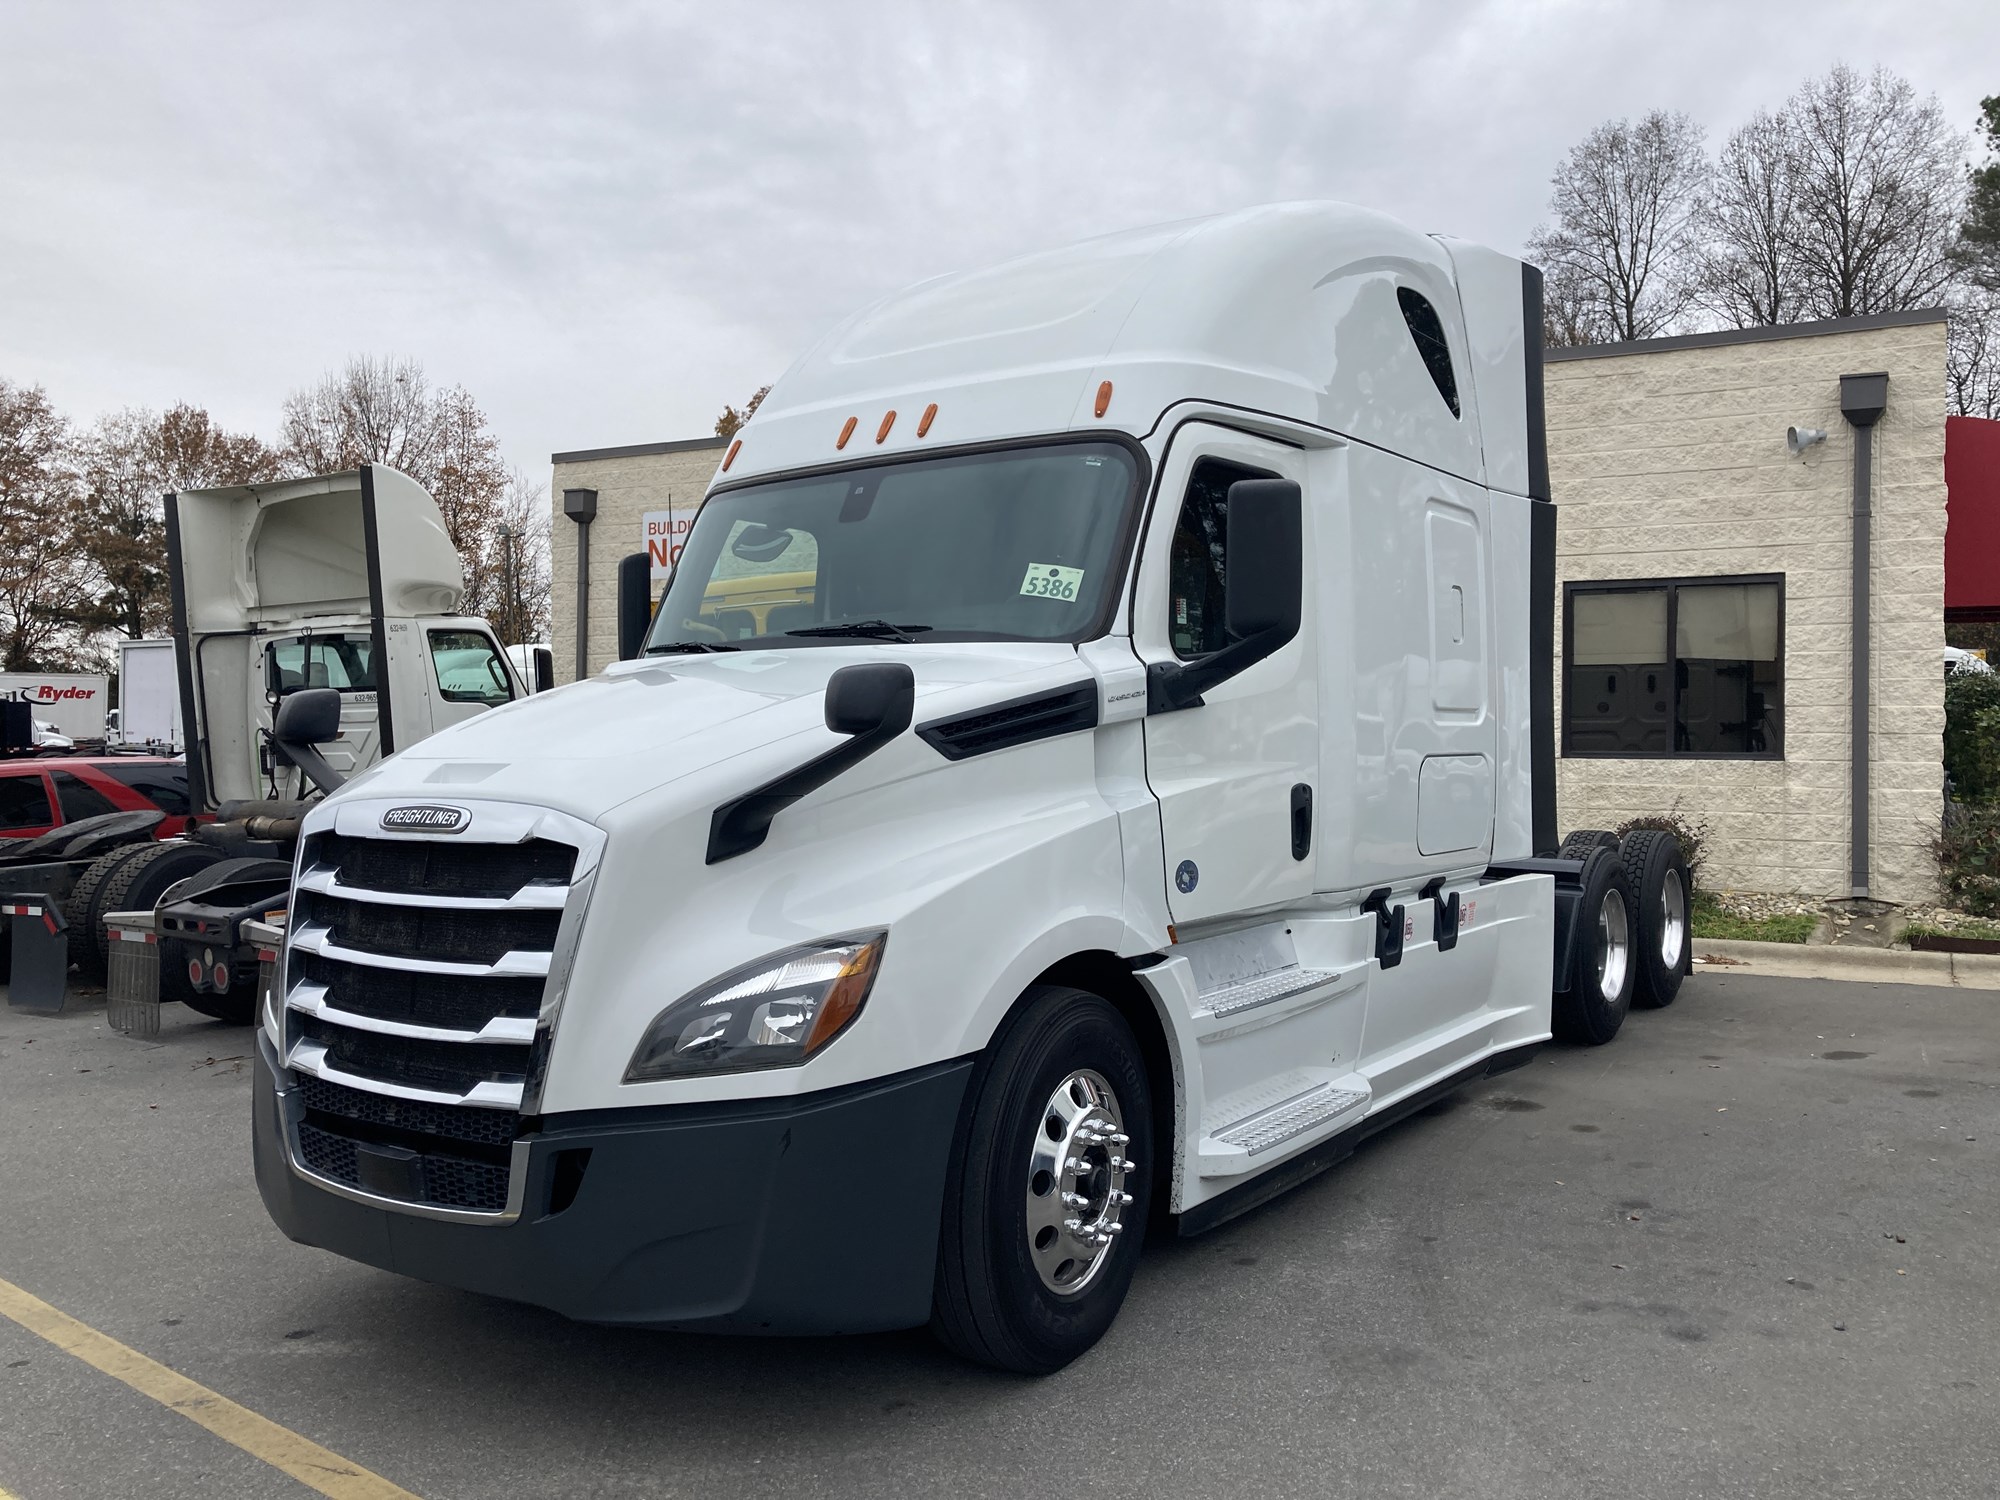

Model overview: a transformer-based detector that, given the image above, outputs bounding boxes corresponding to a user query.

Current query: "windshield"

[644,442,1140,651]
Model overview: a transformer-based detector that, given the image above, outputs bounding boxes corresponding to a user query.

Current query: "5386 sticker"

[1020,563,1085,601]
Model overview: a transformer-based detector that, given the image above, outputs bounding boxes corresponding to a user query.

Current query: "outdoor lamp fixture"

[562,487,599,682]
[1786,426,1827,456]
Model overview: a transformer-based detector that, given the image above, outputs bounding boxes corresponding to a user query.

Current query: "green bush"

[1944,669,2000,803]
[1936,803,2000,916]
[1615,803,1712,891]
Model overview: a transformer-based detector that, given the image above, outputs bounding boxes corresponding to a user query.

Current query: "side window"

[51,770,118,821]
[101,763,191,817]
[1169,459,1270,659]
[0,773,54,832]
[1398,288,1460,418]
[427,631,516,707]
[266,636,376,695]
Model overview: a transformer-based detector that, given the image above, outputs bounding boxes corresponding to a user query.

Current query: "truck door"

[1134,425,1318,923]
[262,634,382,788]
[420,626,518,731]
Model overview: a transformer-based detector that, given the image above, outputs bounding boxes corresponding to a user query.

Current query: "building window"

[1564,575,1783,758]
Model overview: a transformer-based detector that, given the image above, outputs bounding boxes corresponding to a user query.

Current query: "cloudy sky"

[3,0,1995,480]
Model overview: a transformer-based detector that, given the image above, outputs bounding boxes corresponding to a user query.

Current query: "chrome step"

[1212,1083,1368,1156]
[1195,965,1344,1021]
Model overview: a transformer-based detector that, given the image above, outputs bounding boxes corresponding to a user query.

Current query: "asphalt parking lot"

[1,971,1995,1500]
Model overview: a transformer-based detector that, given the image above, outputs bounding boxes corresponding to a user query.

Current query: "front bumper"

[253,1032,974,1334]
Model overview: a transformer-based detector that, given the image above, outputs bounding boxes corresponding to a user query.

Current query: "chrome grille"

[278,801,601,1221]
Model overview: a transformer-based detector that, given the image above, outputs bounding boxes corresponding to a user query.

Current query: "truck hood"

[359,642,1094,824]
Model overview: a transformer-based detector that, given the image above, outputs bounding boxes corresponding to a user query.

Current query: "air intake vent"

[917,682,1099,761]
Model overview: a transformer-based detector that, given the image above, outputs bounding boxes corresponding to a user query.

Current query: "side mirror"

[617,552,655,661]
[533,647,554,694]
[1148,478,1303,712]
[271,687,346,795]
[825,662,915,738]
[706,662,915,863]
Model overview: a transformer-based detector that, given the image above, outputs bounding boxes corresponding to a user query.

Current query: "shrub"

[1935,802,2000,916]
[1615,802,1712,891]
[1944,668,2000,803]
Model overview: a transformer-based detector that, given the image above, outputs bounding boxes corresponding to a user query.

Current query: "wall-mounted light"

[1786,426,1827,456]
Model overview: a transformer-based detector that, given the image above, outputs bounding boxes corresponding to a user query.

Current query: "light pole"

[496,523,518,645]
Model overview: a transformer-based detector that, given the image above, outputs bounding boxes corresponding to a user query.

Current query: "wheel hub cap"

[1659,868,1687,972]
[1025,1069,1134,1295]
[1597,888,1631,1002]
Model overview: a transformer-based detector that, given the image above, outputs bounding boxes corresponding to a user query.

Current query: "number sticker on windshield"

[1019,564,1085,602]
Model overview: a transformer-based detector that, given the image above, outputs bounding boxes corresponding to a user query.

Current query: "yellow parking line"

[0,1275,421,1500]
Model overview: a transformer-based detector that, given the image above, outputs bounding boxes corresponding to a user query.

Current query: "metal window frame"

[1561,572,1787,762]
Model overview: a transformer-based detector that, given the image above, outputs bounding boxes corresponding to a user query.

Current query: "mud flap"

[4,895,69,1014]
[103,910,162,1039]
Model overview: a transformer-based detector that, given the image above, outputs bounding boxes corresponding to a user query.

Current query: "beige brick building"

[548,310,1950,903]
[1547,310,1948,903]
[549,436,727,683]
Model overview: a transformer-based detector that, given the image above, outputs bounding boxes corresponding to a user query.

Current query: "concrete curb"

[1693,937,2000,990]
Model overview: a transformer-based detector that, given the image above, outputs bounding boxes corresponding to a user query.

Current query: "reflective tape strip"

[1,905,43,918]
[107,928,156,944]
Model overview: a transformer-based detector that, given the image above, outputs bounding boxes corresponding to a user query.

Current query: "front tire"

[931,986,1152,1374]
[1552,848,1636,1046]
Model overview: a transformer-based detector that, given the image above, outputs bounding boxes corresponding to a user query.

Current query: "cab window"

[1169,458,1272,659]
[266,636,376,696]
[428,631,515,706]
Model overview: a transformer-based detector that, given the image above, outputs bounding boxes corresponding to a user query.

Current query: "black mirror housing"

[1147,478,1304,713]
[274,687,342,745]
[825,662,915,738]
[1223,478,1304,641]
[617,552,654,661]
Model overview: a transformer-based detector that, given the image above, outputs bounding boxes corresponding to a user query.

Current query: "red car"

[0,757,198,841]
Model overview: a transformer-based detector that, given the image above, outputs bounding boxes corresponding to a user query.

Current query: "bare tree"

[480,470,553,648]
[1962,95,2000,291]
[71,404,280,640]
[0,379,89,670]
[1526,111,1709,343]
[1948,287,2000,420]
[714,385,770,440]
[279,357,507,606]
[1698,109,1804,326]
[1785,65,1966,319]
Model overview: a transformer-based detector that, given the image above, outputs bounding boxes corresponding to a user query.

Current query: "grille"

[310,833,575,899]
[295,1073,518,1148]
[917,682,1098,760]
[295,890,561,966]
[302,1014,526,1095]
[292,950,542,1032]
[295,1121,511,1214]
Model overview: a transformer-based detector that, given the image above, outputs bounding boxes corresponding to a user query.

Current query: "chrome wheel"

[1658,867,1687,973]
[1024,1068,1134,1296]
[1596,886,1631,1002]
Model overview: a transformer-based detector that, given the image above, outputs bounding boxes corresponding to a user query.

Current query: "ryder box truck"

[253,202,1692,1372]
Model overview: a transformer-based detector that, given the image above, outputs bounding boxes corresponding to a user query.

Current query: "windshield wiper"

[645,640,740,654]
[785,620,934,643]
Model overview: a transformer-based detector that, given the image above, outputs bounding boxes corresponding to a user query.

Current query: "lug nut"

[1117,1191,1134,1206]
[1105,1222,1123,1235]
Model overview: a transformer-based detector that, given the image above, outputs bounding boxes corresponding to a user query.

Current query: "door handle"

[1290,783,1312,861]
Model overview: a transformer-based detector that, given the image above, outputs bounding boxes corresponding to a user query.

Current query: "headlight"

[624,931,887,1082]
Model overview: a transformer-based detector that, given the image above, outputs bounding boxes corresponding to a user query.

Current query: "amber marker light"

[876,410,896,443]
[837,416,858,449]
[917,403,938,437]
[1094,380,1113,418]
[803,935,888,1054]
[722,439,741,471]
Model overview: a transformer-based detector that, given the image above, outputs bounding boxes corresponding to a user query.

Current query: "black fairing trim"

[916,681,1098,761]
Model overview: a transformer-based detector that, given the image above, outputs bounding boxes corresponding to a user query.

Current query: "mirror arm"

[1146,624,1294,714]
[271,737,346,796]
[706,717,904,864]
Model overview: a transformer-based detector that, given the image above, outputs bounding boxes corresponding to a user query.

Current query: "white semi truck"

[252,203,1692,1372]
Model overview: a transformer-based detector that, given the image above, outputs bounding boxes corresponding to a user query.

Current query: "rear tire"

[931,986,1152,1374]
[97,841,227,1006]
[1621,830,1691,1009]
[1552,848,1636,1046]
[65,842,159,983]
[1557,828,1620,861]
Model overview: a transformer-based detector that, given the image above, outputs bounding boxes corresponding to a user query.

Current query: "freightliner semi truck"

[252,202,1693,1372]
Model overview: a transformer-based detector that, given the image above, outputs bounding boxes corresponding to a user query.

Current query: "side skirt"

[1171,1040,1543,1237]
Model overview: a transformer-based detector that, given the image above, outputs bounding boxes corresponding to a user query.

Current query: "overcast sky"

[3,0,1995,482]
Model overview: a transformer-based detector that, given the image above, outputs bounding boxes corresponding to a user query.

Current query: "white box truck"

[0,674,109,744]
[113,639,182,750]
[252,203,1692,1372]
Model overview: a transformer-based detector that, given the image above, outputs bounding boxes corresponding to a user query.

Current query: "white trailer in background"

[114,639,182,750]
[0,674,109,744]
[253,203,1694,1372]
